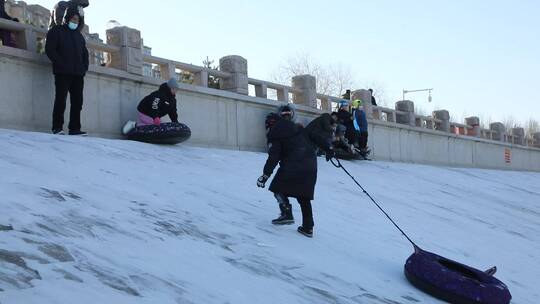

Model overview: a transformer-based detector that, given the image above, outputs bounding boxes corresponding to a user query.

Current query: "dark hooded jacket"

[336,108,357,144]
[305,113,335,152]
[1,0,13,20]
[45,6,89,76]
[1,0,18,47]
[137,83,179,122]
[264,119,317,200]
[49,0,88,30]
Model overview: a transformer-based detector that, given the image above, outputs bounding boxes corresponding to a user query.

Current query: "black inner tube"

[437,259,484,283]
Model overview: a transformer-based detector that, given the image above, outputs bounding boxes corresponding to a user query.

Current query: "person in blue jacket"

[351,99,369,158]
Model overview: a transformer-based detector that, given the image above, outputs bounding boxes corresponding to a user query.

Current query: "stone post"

[511,128,525,146]
[106,26,143,75]
[433,110,451,132]
[352,89,373,119]
[490,122,506,141]
[254,84,268,99]
[219,55,249,95]
[23,28,37,53]
[465,116,481,137]
[320,97,332,112]
[395,100,415,127]
[159,62,176,80]
[533,132,540,148]
[292,75,317,108]
[193,70,209,87]
[276,88,289,103]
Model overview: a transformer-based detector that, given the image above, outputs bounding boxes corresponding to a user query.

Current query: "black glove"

[257,175,269,188]
[325,148,335,162]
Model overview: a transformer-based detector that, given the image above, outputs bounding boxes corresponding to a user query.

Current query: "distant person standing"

[342,89,351,101]
[352,99,370,158]
[368,88,378,106]
[0,0,19,47]
[45,5,89,135]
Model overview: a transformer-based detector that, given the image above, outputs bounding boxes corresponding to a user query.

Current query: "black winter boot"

[297,226,313,238]
[272,203,294,225]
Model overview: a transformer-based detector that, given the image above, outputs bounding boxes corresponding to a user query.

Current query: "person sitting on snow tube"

[332,120,357,159]
[336,100,357,146]
[122,78,180,134]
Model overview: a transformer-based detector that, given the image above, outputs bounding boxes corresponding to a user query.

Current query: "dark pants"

[359,131,369,150]
[275,193,314,229]
[53,74,84,131]
[0,30,17,47]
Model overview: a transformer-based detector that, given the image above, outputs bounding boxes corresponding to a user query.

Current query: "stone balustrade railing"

[1,17,539,149]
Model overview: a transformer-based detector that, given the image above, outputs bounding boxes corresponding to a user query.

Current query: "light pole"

[403,88,433,103]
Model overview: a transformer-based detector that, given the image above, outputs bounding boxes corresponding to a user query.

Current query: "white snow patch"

[0,129,539,303]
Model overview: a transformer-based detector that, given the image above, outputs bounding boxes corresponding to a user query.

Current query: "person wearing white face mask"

[45,5,89,136]
[49,0,89,31]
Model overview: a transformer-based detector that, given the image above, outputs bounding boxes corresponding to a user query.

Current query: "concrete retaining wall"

[369,121,540,171]
[0,47,321,151]
[1,46,540,172]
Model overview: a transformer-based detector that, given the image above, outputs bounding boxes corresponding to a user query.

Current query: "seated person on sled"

[123,78,180,134]
[333,100,370,160]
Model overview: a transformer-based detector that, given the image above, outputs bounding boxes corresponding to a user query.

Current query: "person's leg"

[137,112,155,126]
[297,198,314,229]
[272,193,294,225]
[68,76,84,132]
[360,131,368,150]
[297,198,314,237]
[52,74,71,132]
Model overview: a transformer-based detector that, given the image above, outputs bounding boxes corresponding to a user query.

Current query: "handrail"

[143,54,231,78]
[0,18,31,31]
[249,78,302,94]
[86,40,120,53]
[316,93,343,102]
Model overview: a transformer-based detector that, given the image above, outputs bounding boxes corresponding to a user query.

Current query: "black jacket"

[371,95,378,106]
[264,119,318,200]
[305,113,334,152]
[1,0,14,20]
[337,109,357,143]
[45,6,89,76]
[137,83,179,122]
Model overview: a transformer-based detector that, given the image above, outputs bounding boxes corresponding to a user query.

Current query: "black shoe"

[52,129,65,135]
[68,130,88,136]
[272,203,294,225]
[272,214,295,225]
[297,226,313,238]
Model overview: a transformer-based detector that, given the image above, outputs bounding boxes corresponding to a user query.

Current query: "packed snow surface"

[0,129,539,304]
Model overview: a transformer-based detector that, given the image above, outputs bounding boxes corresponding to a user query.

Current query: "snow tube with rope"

[126,122,191,145]
[404,247,512,304]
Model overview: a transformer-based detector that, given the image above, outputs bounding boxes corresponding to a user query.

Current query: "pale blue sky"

[30,0,539,124]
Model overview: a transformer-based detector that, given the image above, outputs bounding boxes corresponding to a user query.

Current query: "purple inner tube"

[404,248,511,304]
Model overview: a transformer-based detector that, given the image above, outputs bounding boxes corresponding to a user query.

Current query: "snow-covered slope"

[0,129,539,304]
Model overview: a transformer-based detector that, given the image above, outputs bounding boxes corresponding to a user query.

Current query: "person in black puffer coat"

[257,105,325,238]
[305,112,338,157]
[45,5,89,135]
